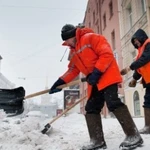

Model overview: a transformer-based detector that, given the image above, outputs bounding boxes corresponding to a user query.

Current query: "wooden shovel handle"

[48,96,87,125]
[24,77,86,99]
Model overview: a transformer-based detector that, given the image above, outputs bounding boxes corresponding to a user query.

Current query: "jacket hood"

[131,29,148,49]
[76,27,94,41]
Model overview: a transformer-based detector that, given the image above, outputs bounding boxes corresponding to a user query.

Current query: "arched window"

[133,91,141,116]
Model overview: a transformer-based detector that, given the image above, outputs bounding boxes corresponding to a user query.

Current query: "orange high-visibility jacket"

[60,28,122,97]
[136,39,150,84]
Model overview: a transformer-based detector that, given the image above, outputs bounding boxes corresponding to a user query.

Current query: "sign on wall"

[64,89,80,109]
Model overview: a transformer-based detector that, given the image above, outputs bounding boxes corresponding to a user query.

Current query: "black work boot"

[81,114,107,150]
[139,107,150,134]
[113,105,143,150]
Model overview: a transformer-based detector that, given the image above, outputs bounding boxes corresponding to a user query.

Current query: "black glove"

[86,68,102,86]
[49,78,65,94]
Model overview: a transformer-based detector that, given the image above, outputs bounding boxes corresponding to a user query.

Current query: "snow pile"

[0,112,150,150]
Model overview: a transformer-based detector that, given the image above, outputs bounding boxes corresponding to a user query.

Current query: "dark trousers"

[85,84,124,114]
[144,86,150,108]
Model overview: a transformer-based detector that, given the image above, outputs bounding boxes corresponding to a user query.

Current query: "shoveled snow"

[0,112,150,150]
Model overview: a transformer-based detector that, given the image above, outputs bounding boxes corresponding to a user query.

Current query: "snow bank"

[0,112,150,150]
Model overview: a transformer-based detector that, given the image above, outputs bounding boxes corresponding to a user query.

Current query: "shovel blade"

[0,86,25,116]
[41,123,52,134]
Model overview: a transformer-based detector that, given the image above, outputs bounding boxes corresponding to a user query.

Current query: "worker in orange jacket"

[121,29,150,135]
[49,24,143,150]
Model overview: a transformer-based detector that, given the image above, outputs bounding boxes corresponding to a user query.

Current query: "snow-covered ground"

[0,112,150,150]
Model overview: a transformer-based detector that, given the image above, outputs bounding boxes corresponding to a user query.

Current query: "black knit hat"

[61,24,76,41]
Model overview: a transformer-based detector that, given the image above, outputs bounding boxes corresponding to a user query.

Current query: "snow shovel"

[0,78,86,116]
[41,96,87,134]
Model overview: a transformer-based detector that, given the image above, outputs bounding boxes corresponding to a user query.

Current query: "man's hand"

[86,68,102,86]
[120,67,131,75]
[129,79,137,87]
[49,78,65,94]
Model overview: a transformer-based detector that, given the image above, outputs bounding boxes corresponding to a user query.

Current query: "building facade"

[118,0,150,116]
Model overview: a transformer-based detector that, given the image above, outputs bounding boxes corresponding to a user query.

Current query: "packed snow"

[0,111,150,150]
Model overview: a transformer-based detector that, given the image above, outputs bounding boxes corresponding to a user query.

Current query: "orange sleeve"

[60,61,80,83]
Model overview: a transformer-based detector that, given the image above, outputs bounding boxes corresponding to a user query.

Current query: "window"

[103,13,106,29]
[109,1,113,19]
[141,0,146,14]
[95,20,99,33]
[127,3,132,28]
[88,7,90,13]
[114,52,118,64]
[133,91,141,116]
[96,2,99,14]
[137,0,146,17]
[111,30,116,50]
[89,22,91,28]
[97,24,100,33]
[93,11,95,23]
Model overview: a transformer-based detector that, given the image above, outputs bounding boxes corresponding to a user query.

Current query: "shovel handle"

[41,96,87,134]
[48,96,87,125]
[24,77,86,99]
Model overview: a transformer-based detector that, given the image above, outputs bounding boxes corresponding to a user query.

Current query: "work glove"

[120,67,131,75]
[49,78,65,94]
[86,68,102,86]
[128,79,137,87]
